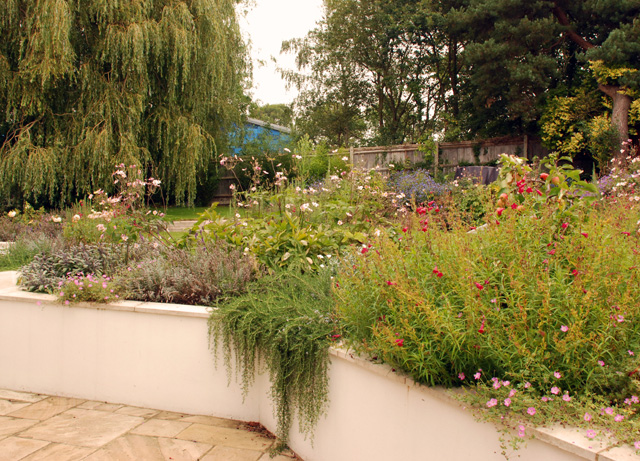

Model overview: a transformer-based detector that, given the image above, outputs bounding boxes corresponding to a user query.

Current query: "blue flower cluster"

[388,169,450,204]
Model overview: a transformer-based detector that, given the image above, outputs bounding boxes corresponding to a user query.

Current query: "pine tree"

[0,0,249,207]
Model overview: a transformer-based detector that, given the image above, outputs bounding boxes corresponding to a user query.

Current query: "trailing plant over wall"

[209,270,338,450]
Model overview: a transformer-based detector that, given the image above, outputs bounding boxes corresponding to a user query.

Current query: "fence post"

[434,142,439,176]
[350,146,354,167]
[524,135,529,160]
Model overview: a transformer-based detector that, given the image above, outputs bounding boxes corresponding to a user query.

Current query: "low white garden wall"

[0,271,634,460]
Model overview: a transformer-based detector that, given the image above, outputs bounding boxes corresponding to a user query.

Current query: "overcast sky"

[238,0,324,106]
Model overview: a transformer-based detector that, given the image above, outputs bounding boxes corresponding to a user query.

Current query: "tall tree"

[284,0,448,146]
[447,0,639,148]
[0,0,249,207]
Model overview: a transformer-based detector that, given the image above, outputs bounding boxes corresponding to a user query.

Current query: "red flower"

[478,318,486,334]
[428,201,435,206]
[416,207,427,215]
[361,247,369,254]
[511,203,518,210]
[581,232,589,238]
[475,282,484,290]
[496,207,505,216]
[548,249,556,255]
[386,281,397,286]
[422,227,428,232]
[395,338,404,347]
[402,227,408,233]
[572,269,579,276]
[536,189,543,196]
[436,272,443,278]
[561,222,568,229]
[622,232,631,236]
[526,187,533,193]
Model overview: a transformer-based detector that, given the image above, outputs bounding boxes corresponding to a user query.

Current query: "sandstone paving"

[0,436,49,460]
[7,396,85,421]
[18,408,144,447]
[176,423,274,451]
[20,443,96,461]
[0,389,301,460]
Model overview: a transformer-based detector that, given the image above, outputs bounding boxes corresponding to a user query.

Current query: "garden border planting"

[0,271,635,460]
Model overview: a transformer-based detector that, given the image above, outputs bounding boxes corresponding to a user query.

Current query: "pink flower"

[562,394,571,402]
[502,380,511,387]
[458,373,465,380]
[604,407,614,415]
[524,382,532,389]
[560,325,569,332]
[615,414,624,422]
[586,430,596,439]
[598,360,605,367]
[487,399,498,408]
[542,396,550,402]
[551,386,560,395]
[631,395,639,404]
[554,371,562,379]
[518,425,526,438]
[584,413,592,422]
[474,372,482,380]
[629,350,635,356]
[493,380,501,390]
[386,281,397,286]
[509,389,517,398]
[504,398,511,407]
[527,407,536,416]
[634,441,640,450]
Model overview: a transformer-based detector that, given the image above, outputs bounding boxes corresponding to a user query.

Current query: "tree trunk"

[599,83,632,155]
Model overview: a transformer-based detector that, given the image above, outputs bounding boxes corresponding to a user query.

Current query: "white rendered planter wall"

[0,271,634,461]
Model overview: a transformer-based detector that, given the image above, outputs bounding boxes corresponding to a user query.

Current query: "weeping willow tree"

[0,0,249,207]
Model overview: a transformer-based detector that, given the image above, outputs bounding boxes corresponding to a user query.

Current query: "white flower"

[284,148,291,153]
[374,229,381,237]
[121,234,128,241]
[7,210,16,218]
[317,255,324,259]
[229,184,236,190]
[312,202,319,207]
[235,213,241,218]
[337,220,343,225]
[388,164,395,168]
[72,214,81,222]
[342,156,349,161]
[300,203,311,212]
[51,216,62,223]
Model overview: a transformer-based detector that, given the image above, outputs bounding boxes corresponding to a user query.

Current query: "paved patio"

[0,389,299,461]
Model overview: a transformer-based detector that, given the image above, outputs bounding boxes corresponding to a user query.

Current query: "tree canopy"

[285,0,639,158]
[0,0,249,208]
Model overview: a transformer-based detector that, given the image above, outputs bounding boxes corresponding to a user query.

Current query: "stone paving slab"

[0,389,301,460]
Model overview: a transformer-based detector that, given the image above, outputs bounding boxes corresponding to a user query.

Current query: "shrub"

[388,169,450,205]
[209,270,338,450]
[18,244,130,293]
[336,188,640,396]
[58,273,121,304]
[0,235,59,271]
[118,241,258,305]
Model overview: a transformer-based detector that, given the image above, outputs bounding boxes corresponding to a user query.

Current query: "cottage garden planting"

[2,147,640,456]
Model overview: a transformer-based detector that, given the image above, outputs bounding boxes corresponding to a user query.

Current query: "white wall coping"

[0,270,637,460]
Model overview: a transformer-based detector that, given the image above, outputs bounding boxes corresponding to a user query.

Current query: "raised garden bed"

[0,271,635,461]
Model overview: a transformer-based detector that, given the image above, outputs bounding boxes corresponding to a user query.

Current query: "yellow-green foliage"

[541,89,618,168]
[0,0,249,207]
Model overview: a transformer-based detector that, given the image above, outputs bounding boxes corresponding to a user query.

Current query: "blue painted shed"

[230,117,292,156]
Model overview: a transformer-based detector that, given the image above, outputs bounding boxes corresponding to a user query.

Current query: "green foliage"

[58,273,120,304]
[209,270,338,448]
[249,104,293,128]
[336,192,640,397]
[18,244,127,293]
[293,136,349,183]
[0,0,250,207]
[186,169,393,272]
